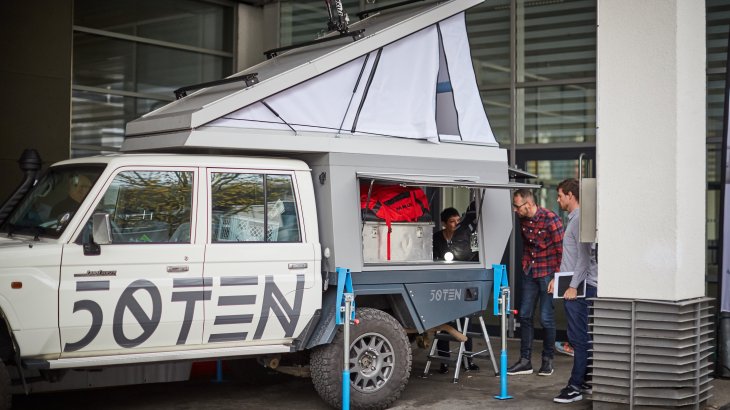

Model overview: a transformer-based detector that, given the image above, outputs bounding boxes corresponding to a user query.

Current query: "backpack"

[360,184,431,260]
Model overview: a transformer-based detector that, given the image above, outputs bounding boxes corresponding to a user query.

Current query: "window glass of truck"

[3,165,104,238]
[211,172,300,243]
[93,170,193,243]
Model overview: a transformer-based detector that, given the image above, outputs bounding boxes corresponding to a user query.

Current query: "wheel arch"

[303,285,420,350]
[0,311,17,363]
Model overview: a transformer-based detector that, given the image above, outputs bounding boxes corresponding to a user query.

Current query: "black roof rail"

[174,73,259,100]
[263,29,365,60]
[508,166,538,180]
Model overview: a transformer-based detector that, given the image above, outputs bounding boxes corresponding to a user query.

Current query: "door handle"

[167,265,189,273]
[288,263,308,270]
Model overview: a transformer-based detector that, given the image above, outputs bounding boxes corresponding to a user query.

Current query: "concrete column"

[237,5,264,72]
[596,1,706,300]
[236,3,280,72]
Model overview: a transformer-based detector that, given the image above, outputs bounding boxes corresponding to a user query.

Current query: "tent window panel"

[436,24,461,140]
[436,92,460,138]
[439,13,497,144]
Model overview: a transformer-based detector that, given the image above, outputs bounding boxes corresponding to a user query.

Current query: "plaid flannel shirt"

[519,207,564,278]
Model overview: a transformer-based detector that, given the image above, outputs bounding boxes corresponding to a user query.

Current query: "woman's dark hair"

[440,207,460,223]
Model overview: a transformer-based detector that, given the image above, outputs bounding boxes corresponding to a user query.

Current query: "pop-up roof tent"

[121,0,525,277]
[122,0,496,150]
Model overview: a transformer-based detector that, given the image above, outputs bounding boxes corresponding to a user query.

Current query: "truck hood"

[0,236,62,269]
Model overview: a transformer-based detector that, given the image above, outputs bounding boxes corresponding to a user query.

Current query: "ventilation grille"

[590,297,714,408]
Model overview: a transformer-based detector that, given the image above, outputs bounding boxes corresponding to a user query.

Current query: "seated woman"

[433,207,478,372]
[433,207,473,262]
[433,207,459,261]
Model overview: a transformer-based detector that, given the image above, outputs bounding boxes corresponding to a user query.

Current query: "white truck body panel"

[0,240,61,357]
[2,155,319,360]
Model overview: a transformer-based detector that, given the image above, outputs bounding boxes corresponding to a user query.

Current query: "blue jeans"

[518,275,555,361]
[565,284,597,387]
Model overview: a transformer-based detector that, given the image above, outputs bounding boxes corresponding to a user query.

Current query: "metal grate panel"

[590,297,714,409]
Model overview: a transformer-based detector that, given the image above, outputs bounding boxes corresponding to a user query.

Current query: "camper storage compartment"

[362,221,434,263]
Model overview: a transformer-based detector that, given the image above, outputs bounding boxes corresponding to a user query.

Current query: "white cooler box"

[362,221,434,263]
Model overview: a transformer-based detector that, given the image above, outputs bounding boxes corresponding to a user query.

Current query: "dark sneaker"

[438,363,449,374]
[466,360,479,371]
[538,358,553,376]
[506,358,533,375]
[579,382,592,395]
[554,385,583,403]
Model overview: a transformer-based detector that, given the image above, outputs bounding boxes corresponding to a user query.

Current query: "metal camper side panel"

[297,150,512,273]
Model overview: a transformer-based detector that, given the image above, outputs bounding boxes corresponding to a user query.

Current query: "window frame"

[207,168,303,245]
[75,165,198,245]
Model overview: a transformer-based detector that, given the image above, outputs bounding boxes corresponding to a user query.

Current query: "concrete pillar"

[236,3,280,72]
[596,0,706,301]
[237,4,263,72]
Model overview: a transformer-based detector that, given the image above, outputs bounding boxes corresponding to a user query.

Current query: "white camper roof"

[123,0,497,155]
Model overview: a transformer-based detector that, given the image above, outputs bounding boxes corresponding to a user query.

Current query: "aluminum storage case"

[362,221,434,263]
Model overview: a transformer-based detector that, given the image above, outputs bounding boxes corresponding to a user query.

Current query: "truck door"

[59,167,206,356]
[202,169,318,346]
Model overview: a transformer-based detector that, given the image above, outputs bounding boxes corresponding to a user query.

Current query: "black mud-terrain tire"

[0,361,10,410]
[310,308,412,410]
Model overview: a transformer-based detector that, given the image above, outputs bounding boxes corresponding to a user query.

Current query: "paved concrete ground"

[11,337,730,409]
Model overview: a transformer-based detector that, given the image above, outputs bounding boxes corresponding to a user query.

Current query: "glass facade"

[467,0,596,148]
[71,0,235,157]
[707,0,730,278]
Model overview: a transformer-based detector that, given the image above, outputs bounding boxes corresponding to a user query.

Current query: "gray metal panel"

[405,280,488,330]
[295,151,511,272]
[124,126,507,166]
[125,0,484,136]
[590,297,714,408]
[304,287,339,349]
[354,171,539,189]
[350,268,493,286]
[353,284,424,333]
[325,269,493,332]
[579,177,596,242]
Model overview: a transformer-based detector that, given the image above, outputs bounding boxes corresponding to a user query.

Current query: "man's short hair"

[513,189,534,202]
[557,178,580,202]
[440,207,460,223]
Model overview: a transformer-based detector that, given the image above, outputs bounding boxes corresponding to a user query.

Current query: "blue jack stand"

[493,264,513,400]
[335,267,355,410]
[212,359,224,383]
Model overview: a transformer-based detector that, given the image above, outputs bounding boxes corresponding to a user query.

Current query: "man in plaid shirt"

[507,189,564,377]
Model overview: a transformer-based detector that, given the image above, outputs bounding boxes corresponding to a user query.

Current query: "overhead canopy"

[508,166,539,179]
[356,172,540,189]
[125,0,498,147]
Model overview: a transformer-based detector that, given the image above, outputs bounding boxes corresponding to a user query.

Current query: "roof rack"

[173,73,259,100]
[508,166,538,180]
[263,29,365,60]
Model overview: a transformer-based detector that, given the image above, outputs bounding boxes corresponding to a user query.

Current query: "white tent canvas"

[211,12,495,144]
[124,0,498,153]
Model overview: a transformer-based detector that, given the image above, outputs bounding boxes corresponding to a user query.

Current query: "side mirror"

[92,213,112,245]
